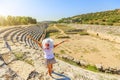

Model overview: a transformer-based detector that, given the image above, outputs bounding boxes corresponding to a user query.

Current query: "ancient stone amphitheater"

[0,24,120,80]
[69,24,120,43]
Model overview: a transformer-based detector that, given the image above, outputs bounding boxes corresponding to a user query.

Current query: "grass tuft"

[14,52,24,60]
[86,65,98,72]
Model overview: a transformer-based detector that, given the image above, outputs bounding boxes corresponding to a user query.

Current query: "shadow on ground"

[52,71,71,80]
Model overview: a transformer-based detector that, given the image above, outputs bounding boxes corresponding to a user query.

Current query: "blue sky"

[0,0,120,21]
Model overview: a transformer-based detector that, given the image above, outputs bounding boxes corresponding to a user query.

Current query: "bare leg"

[51,64,53,69]
[47,64,52,76]
[51,64,54,72]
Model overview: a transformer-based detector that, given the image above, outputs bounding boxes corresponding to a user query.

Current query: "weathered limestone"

[73,59,80,65]
[2,52,15,64]
[79,60,89,67]
[8,60,35,80]
[0,60,4,66]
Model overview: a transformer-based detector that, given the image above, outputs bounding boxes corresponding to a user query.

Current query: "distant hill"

[58,9,120,26]
[38,21,56,24]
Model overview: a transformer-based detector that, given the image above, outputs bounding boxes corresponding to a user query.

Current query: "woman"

[28,35,68,77]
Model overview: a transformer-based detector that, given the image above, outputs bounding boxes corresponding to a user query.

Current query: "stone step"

[8,60,35,80]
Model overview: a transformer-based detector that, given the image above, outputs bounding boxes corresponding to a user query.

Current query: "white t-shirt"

[43,48,54,59]
[42,38,54,59]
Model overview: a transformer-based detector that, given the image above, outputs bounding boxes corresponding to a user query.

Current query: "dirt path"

[53,24,67,35]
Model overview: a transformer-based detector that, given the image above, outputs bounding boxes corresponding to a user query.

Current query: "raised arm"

[54,40,68,48]
[27,35,42,48]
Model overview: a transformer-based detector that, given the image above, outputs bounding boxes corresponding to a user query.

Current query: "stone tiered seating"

[20,26,38,48]
[15,26,43,49]
[3,27,22,41]
[0,24,46,50]
[0,27,16,34]
[10,28,26,43]
[27,26,43,49]
[0,27,20,40]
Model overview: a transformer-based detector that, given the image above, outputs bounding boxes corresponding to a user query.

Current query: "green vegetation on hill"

[58,9,120,26]
[0,15,37,26]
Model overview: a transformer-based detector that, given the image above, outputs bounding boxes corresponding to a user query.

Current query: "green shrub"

[86,65,98,72]
[65,32,78,34]
[79,31,89,35]
[47,29,59,33]
[94,22,99,25]
[24,59,34,66]
[107,22,113,26]
[14,52,24,60]
[56,35,70,39]
[60,50,65,54]
[100,22,106,25]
